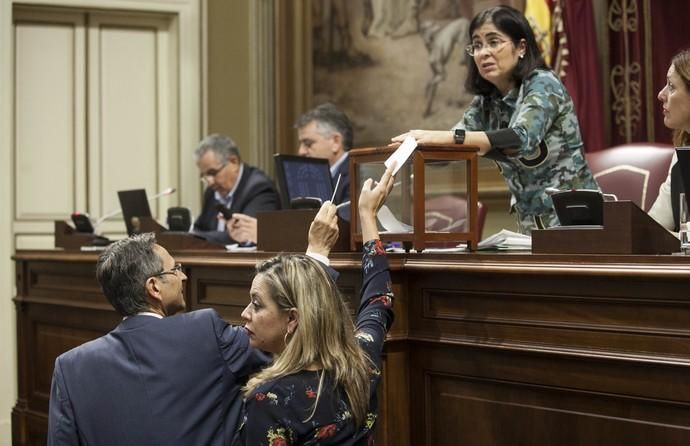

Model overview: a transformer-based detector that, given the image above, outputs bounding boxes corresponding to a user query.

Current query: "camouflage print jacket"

[454,69,599,232]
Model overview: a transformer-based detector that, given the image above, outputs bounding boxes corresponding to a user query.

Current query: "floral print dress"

[234,239,394,445]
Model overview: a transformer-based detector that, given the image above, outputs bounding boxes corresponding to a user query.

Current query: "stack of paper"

[477,229,531,251]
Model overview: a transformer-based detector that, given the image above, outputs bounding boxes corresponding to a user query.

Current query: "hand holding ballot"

[385,136,416,175]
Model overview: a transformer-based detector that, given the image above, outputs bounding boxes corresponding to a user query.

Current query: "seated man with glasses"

[194,133,279,245]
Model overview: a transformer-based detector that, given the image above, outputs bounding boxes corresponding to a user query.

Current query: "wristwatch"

[454,128,466,145]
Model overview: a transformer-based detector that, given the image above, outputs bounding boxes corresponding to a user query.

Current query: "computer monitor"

[117,189,152,235]
[274,154,334,209]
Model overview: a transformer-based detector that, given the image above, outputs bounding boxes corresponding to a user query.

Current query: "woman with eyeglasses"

[392,5,598,233]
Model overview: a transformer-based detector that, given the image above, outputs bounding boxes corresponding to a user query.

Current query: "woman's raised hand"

[359,166,395,242]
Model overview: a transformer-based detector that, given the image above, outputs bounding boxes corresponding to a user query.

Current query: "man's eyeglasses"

[466,38,511,57]
[200,163,227,184]
[149,263,183,278]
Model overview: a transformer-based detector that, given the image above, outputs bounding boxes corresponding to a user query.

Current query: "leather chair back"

[424,195,487,241]
[585,143,674,211]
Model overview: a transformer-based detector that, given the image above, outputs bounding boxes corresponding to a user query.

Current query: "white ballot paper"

[477,229,531,251]
[385,136,417,174]
[377,205,413,233]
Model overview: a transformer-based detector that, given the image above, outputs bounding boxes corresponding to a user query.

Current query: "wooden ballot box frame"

[349,144,480,251]
[532,200,680,254]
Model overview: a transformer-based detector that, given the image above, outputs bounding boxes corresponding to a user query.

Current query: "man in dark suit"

[227,104,355,245]
[193,133,279,245]
[47,232,267,445]
[48,207,340,445]
[296,103,353,213]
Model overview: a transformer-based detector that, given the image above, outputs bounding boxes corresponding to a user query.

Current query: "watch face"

[454,129,466,144]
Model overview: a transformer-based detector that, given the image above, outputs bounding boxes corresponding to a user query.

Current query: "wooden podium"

[138,217,224,250]
[256,209,351,252]
[532,201,680,254]
[54,220,107,249]
[54,218,224,251]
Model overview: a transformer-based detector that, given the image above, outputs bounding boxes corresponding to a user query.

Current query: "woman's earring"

[283,329,292,347]
[519,54,525,59]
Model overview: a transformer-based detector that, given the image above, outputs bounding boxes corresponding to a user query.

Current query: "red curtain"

[608,0,651,145]
[649,1,690,144]
[608,0,690,146]
[526,0,605,152]
[528,1,690,148]
[560,0,605,152]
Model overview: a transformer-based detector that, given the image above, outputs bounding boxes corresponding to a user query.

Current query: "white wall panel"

[88,14,175,230]
[3,2,199,443]
[14,13,86,220]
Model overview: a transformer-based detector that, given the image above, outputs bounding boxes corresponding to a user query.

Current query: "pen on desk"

[330,173,342,204]
[336,200,350,210]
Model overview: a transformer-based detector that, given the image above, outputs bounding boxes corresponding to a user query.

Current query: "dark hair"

[96,233,163,316]
[295,103,354,151]
[194,133,242,163]
[464,5,547,96]
[671,49,690,146]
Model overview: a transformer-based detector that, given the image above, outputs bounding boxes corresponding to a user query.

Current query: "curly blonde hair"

[243,255,372,427]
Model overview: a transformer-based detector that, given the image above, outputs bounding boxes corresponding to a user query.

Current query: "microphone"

[150,187,176,200]
[94,187,177,228]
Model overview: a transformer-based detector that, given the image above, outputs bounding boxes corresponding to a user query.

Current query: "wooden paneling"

[408,267,690,359]
[188,263,257,324]
[88,12,176,226]
[411,342,690,445]
[13,250,690,445]
[13,252,120,445]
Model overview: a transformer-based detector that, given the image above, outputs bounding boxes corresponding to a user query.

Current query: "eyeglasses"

[149,263,183,278]
[466,38,512,57]
[199,163,227,184]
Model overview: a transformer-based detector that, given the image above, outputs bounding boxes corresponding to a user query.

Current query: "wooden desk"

[11,250,690,445]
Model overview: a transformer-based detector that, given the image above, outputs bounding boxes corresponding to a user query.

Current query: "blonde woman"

[234,167,395,445]
[649,48,690,233]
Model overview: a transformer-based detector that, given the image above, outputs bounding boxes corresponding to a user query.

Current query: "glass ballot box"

[349,144,479,251]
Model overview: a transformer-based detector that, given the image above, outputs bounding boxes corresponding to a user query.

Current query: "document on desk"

[225,243,257,252]
[385,136,417,175]
[477,229,531,251]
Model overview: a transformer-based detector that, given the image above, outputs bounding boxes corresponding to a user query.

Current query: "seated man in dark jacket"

[194,133,279,245]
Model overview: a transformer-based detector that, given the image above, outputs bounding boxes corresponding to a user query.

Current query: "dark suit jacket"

[333,154,351,221]
[48,309,268,446]
[193,164,280,244]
